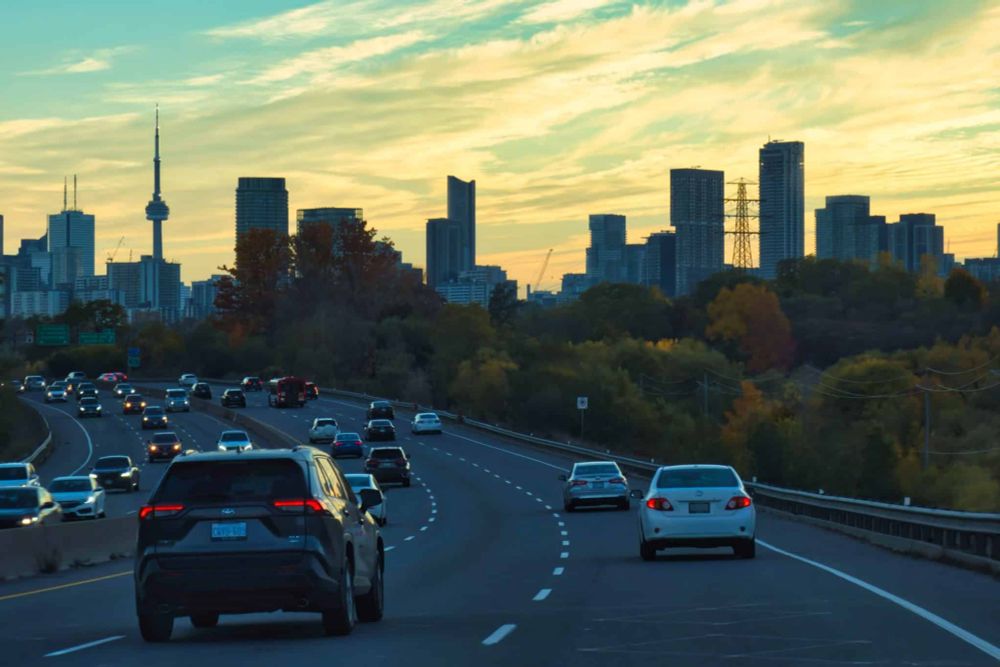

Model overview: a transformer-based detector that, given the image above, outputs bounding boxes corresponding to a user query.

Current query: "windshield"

[656,468,739,489]
[371,420,393,427]
[0,467,27,480]
[371,449,403,459]
[166,390,186,398]
[80,398,99,405]
[417,414,438,420]
[336,433,360,441]
[155,460,305,503]
[152,433,178,444]
[220,432,248,442]
[315,419,336,427]
[50,382,66,389]
[95,457,129,469]
[51,479,92,492]
[0,489,37,509]
[145,408,164,415]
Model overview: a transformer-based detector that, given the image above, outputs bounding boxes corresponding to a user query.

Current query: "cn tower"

[144,106,169,261]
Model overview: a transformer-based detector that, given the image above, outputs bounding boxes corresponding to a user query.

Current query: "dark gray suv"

[134,448,385,642]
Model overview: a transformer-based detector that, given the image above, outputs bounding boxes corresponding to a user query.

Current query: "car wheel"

[563,501,575,512]
[356,552,384,623]
[735,538,756,559]
[99,511,106,519]
[138,612,174,642]
[190,612,219,628]
[618,499,630,511]
[402,478,411,488]
[321,559,357,636]
[133,481,140,492]
[640,537,657,562]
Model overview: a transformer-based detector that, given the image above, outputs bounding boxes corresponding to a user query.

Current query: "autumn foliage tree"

[214,228,291,340]
[706,283,794,372]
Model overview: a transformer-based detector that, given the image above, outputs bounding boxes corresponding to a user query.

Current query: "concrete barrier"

[0,517,134,581]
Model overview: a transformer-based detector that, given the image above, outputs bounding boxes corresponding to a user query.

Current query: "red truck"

[267,376,307,408]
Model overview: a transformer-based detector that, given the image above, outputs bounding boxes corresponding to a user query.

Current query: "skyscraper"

[644,231,677,298]
[447,176,476,271]
[586,214,627,283]
[758,140,804,279]
[296,207,363,237]
[47,177,95,285]
[670,168,724,295]
[144,107,169,261]
[236,177,288,239]
[815,195,869,261]
[425,217,462,288]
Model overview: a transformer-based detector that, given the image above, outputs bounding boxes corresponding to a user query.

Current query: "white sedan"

[410,412,442,434]
[345,473,387,526]
[309,417,339,444]
[49,476,106,520]
[178,373,198,389]
[635,464,756,561]
[217,430,253,453]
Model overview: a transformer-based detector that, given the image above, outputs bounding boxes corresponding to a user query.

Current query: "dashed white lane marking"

[560,531,568,536]
[431,508,438,514]
[494,474,501,479]
[553,567,564,576]
[472,463,480,468]
[446,452,454,457]
[560,552,569,559]
[552,513,561,519]
[516,486,523,491]
[44,635,124,657]
[561,540,570,546]
[420,526,428,532]
[448,432,567,472]
[532,588,552,602]
[535,498,543,503]
[404,536,415,542]
[525,491,533,496]
[558,521,565,527]
[428,517,436,522]
[758,540,1000,662]
[459,457,466,462]
[545,504,552,510]
[505,480,512,485]
[385,546,396,552]
[482,624,517,646]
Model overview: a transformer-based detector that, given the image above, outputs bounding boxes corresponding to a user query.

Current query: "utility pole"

[923,387,931,470]
[702,372,709,417]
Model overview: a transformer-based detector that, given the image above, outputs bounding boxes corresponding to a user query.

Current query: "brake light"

[608,477,626,485]
[725,495,752,510]
[645,497,673,511]
[570,479,588,486]
[139,503,184,520]
[273,498,324,513]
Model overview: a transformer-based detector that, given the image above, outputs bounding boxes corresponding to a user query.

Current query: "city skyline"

[0,1,997,291]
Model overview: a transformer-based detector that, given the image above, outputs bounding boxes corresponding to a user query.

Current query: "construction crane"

[105,236,126,264]
[532,248,554,293]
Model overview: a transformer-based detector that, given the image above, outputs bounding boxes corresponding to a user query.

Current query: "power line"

[923,352,1000,376]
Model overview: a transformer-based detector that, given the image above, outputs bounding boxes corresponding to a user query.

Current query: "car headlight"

[96,405,101,410]
[149,445,158,451]
[143,417,148,421]
[120,472,131,478]
[85,495,96,504]
[172,444,181,450]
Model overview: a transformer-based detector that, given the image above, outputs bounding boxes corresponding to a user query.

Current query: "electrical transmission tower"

[724,178,760,270]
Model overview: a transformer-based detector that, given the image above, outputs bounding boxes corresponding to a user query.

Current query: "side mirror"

[358,488,383,512]
[41,501,56,509]
[629,489,644,499]
[558,474,568,482]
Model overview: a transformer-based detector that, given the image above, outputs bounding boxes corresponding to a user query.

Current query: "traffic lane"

[21,396,92,479]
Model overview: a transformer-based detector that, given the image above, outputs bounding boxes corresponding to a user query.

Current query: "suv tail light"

[645,497,673,511]
[608,477,626,485]
[139,503,184,520]
[273,498,324,513]
[725,495,752,510]
[570,479,588,486]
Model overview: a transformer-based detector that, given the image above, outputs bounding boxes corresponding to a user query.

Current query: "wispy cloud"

[22,46,135,76]
[518,0,611,24]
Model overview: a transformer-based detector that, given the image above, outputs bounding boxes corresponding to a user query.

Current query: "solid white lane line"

[404,536,415,541]
[447,432,567,471]
[758,540,1000,662]
[482,624,517,646]
[560,552,569,559]
[553,567,564,576]
[44,635,124,657]
[533,588,552,602]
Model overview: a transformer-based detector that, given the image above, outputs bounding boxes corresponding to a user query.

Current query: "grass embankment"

[0,390,48,462]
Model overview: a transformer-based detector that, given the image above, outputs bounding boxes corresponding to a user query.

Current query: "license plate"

[688,502,710,514]
[211,522,247,540]
[591,482,605,489]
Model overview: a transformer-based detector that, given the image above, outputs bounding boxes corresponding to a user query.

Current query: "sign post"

[576,396,588,438]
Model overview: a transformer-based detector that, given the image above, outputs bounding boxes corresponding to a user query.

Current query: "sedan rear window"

[0,489,37,508]
[0,466,27,480]
[336,433,360,441]
[315,419,336,427]
[155,460,306,503]
[370,420,393,427]
[656,468,738,489]
[573,463,619,477]
[371,449,404,459]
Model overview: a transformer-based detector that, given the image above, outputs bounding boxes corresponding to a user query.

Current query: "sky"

[0,0,998,292]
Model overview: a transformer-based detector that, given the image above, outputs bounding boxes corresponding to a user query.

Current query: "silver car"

[345,473,387,526]
[217,430,253,452]
[50,476,106,520]
[0,463,40,489]
[45,382,68,403]
[165,388,191,412]
[560,461,630,512]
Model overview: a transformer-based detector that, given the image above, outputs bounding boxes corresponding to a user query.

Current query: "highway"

[1,383,998,665]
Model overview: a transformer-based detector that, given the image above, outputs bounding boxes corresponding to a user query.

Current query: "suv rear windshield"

[370,420,393,427]
[0,466,27,480]
[95,456,130,468]
[656,468,738,489]
[155,460,307,503]
[371,448,404,459]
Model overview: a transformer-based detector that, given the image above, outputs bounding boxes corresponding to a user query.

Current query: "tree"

[488,282,519,327]
[215,228,291,338]
[944,268,987,311]
[706,283,794,372]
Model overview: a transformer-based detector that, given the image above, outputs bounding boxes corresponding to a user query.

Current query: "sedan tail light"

[725,495,752,510]
[645,497,673,511]
[608,477,626,485]
[570,479,588,487]
[139,503,184,520]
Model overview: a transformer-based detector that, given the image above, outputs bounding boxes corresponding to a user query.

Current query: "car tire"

[402,478,411,488]
[356,552,384,623]
[98,511,106,519]
[139,612,174,642]
[735,538,756,559]
[564,501,575,513]
[618,499,630,511]
[321,559,357,636]
[640,537,657,562]
[190,612,219,628]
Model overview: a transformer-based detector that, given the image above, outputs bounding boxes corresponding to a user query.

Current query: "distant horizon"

[1,1,997,291]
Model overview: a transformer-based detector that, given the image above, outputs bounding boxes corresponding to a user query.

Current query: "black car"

[142,406,168,430]
[77,397,103,418]
[191,382,212,400]
[91,455,140,492]
[76,384,99,402]
[147,432,183,462]
[0,487,61,528]
[364,447,411,486]
[364,419,396,441]
[366,401,394,420]
[241,376,263,392]
[123,393,147,414]
[221,388,247,408]
[134,449,385,642]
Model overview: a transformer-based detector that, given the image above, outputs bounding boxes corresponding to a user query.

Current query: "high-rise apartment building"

[644,231,677,297]
[670,168,724,295]
[815,195,886,264]
[296,207,363,237]
[236,177,289,239]
[425,217,462,288]
[885,213,948,275]
[759,140,804,279]
[447,176,476,271]
[586,214,627,283]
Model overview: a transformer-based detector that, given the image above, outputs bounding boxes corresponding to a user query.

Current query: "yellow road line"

[0,570,130,602]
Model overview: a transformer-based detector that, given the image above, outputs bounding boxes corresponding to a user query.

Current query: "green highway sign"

[36,324,70,347]
[79,330,116,345]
